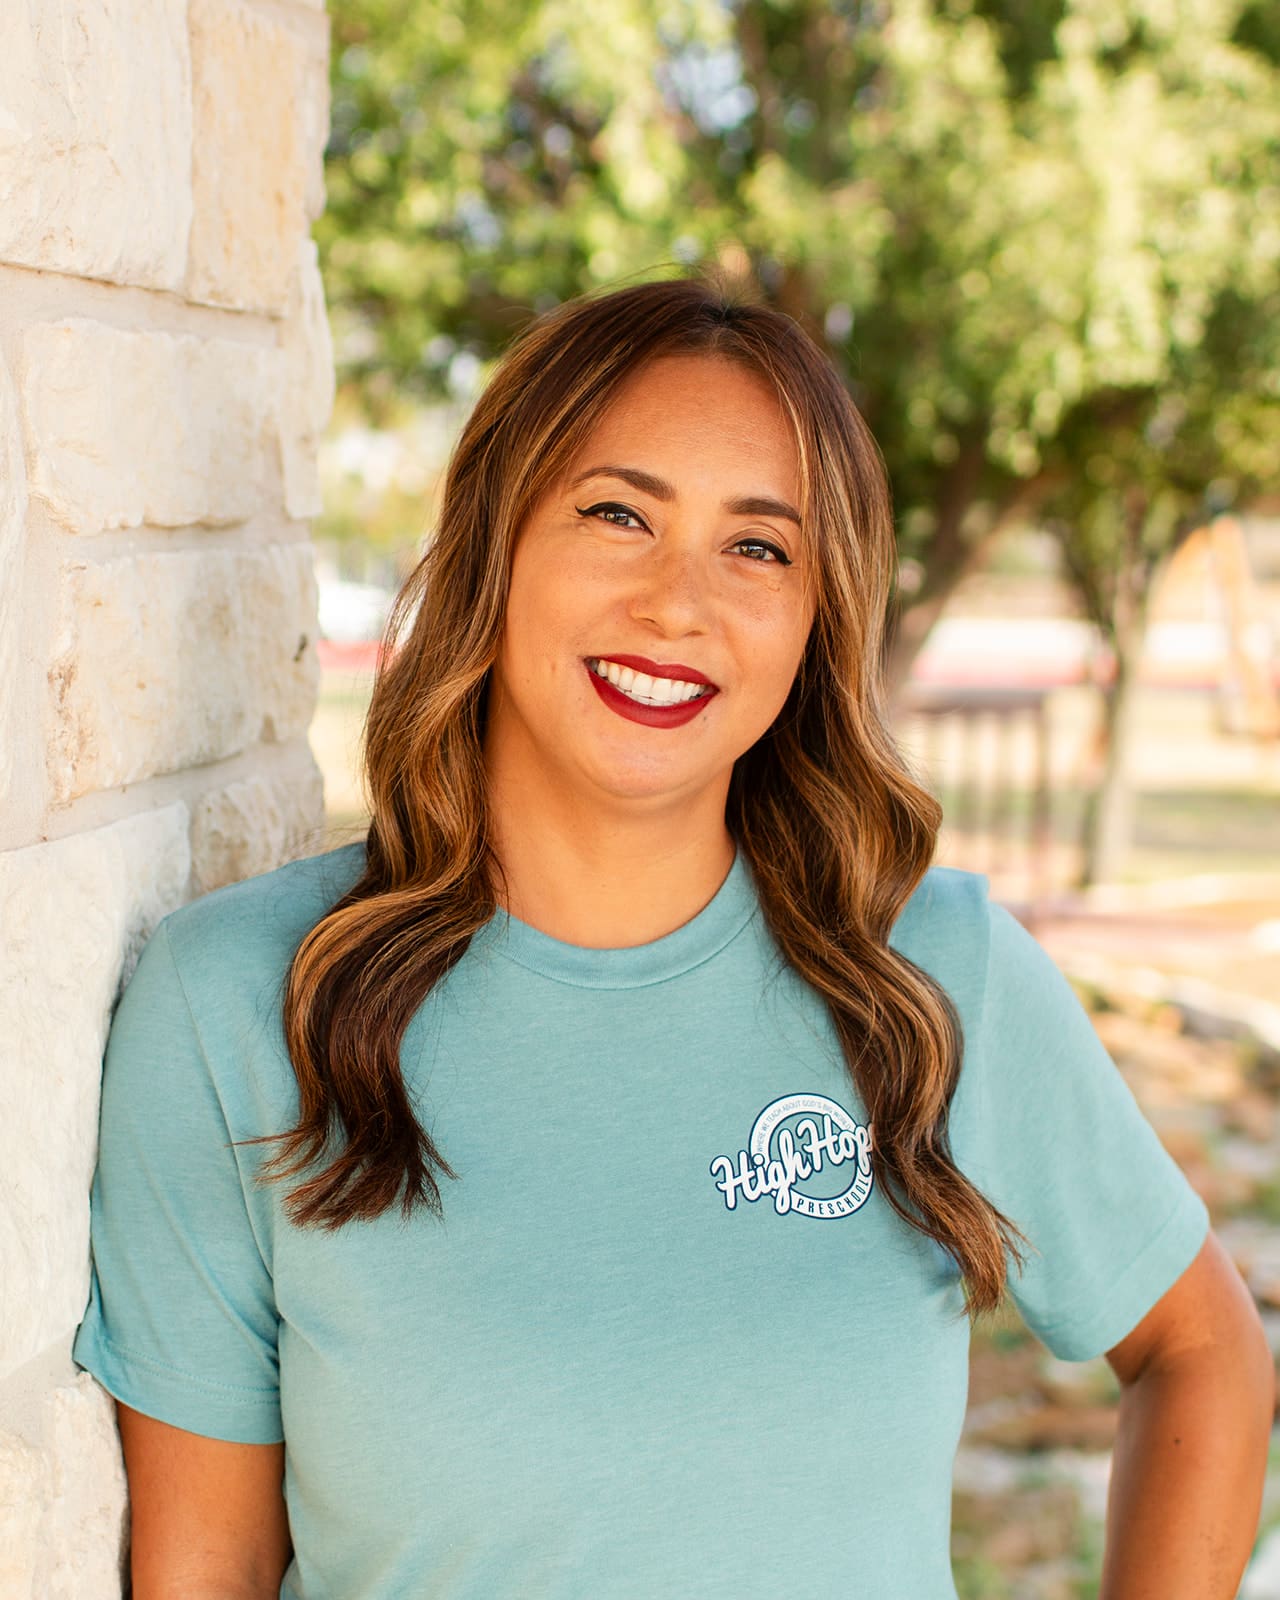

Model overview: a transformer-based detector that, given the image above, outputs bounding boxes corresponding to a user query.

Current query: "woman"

[75,277,1272,1598]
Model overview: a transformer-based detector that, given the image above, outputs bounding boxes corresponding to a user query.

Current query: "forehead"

[573,353,800,485]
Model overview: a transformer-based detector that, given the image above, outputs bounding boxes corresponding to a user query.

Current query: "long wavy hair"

[265,275,1028,1318]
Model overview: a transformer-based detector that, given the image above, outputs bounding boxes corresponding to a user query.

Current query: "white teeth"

[588,658,711,707]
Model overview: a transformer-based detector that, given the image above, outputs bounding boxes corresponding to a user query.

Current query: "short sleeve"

[72,921,283,1443]
[965,902,1210,1362]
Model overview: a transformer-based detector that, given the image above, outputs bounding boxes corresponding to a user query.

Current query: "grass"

[1244,1176,1280,1226]
[953,1553,1014,1599]
[934,779,1280,887]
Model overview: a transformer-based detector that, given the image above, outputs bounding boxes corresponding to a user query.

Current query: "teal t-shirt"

[73,845,1208,1598]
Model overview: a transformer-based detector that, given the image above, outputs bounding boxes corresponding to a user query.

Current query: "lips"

[584,659,718,729]
[593,653,717,688]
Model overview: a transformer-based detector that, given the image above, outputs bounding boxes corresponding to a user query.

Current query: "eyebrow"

[568,464,802,528]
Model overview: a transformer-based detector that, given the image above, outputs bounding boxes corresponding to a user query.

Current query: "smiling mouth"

[585,657,716,708]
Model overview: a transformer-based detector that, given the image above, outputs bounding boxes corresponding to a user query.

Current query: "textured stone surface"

[0,2,333,1587]
[0,349,27,811]
[191,754,327,893]
[0,1372,127,1599]
[0,809,190,1380]
[19,320,280,537]
[279,237,336,519]
[45,1375,129,1598]
[47,543,319,803]
[0,1429,42,1596]
[0,0,191,289]
[187,0,329,312]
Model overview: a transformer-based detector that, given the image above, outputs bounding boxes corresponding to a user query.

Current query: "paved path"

[1032,896,1280,1018]
[911,614,1279,692]
[1011,887,1280,1069]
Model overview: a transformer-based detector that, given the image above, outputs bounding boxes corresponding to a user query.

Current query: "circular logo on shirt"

[708,1093,875,1219]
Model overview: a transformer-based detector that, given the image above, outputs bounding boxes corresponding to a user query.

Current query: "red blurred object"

[317,639,382,671]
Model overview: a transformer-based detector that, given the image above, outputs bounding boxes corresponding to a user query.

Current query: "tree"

[1044,301,1280,884]
[317,0,1280,834]
[318,0,725,418]
[321,0,1085,656]
[1027,0,1280,882]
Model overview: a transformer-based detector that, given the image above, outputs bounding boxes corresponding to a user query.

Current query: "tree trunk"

[882,434,988,699]
[1072,489,1158,889]
[1079,639,1143,887]
[884,465,1063,705]
[884,588,953,699]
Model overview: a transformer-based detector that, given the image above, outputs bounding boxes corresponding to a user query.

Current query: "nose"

[628,533,715,639]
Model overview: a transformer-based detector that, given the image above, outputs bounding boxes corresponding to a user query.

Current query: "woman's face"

[486,352,816,815]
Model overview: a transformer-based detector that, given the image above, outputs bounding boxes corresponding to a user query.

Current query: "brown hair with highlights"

[262,275,1028,1319]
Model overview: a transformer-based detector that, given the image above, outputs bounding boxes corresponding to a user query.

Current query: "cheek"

[500,546,613,686]
[519,547,626,636]
[739,595,812,696]
[493,565,545,698]
[504,545,567,651]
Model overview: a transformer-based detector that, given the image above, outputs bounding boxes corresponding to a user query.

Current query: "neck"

[483,767,737,950]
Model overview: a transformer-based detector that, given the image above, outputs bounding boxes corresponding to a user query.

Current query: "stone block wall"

[0,0,333,1590]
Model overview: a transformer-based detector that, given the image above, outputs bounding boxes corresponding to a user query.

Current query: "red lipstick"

[593,653,716,687]
[584,658,718,729]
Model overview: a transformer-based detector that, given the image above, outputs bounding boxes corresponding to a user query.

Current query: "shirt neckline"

[471,851,759,989]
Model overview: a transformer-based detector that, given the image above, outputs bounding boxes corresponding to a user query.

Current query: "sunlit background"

[304,3,1280,1592]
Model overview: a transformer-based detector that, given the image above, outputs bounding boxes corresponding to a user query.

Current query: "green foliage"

[1033,0,1280,644]
[318,0,728,420]
[317,0,1280,634]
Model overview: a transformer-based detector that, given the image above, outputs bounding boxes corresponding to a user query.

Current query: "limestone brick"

[187,0,330,313]
[0,1430,42,1597]
[191,754,327,894]
[19,320,280,538]
[45,1375,129,1598]
[0,0,334,1573]
[0,0,191,289]
[0,349,27,810]
[280,237,337,519]
[47,542,319,803]
[0,1369,127,1600]
[0,809,190,1381]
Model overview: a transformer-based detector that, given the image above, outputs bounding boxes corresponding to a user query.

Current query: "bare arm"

[1099,1230,1275,1598]
[117,1403,292,1600]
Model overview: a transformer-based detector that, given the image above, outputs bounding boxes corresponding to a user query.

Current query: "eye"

[576,502,648,531]
[732,537,792,566]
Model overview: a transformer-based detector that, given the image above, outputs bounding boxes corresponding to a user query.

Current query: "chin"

[581,753,718,807]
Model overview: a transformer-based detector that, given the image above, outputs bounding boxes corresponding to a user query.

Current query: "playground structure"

[893,515,1280,918]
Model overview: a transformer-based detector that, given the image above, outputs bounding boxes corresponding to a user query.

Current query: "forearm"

[1099,1351,1274,1598]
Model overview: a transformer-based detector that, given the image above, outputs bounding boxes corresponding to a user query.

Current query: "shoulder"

[152,839,366,1024]
[889,864,995,1015]
[103,842,368,1128]
[891,864,992,948]
[162,840,365,962]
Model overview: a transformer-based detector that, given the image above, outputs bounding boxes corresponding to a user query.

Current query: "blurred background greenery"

[304,5,1280,1589]
[310,0,1280,892]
